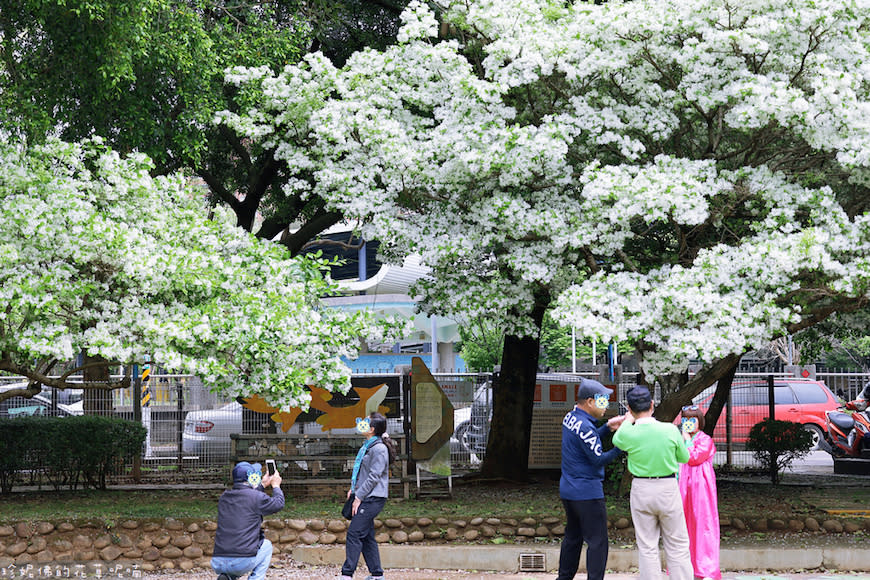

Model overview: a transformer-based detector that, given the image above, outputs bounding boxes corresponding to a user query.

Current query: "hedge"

[0,415,146,493]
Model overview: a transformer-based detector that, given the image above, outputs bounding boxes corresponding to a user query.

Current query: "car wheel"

[803,424,824,450]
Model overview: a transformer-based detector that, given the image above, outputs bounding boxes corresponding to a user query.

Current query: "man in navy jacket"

[212,462,284,580]
[557,378,625,580]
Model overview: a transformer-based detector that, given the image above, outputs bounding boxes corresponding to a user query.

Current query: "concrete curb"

[291,545,870,573]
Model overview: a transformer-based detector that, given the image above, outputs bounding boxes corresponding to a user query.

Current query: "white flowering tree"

[216,0,870,478]
[0,138,404,410]
[0,0,408,257]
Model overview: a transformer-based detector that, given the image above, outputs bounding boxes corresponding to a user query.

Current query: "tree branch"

[654,352,743,420]
[790,27,824,86]
[0,361,132,400]
[245,153,280,206]
[198,168,242,212]
[0,382,43,402]
[218,124,252,168]
[581,247,600,274]
[787,296,868,334]
[286,210,344,256]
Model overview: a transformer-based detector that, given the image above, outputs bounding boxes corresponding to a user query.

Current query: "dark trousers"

[342,496,386,577]
[556,498,609,580]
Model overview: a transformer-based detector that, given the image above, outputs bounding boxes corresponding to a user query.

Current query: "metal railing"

[2,369,867,487]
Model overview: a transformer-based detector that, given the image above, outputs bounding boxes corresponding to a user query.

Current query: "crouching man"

[212,462,284,580]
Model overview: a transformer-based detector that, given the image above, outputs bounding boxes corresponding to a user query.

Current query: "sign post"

[411,357,454,493]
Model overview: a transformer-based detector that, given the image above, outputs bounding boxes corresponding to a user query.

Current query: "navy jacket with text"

[559,406,623,501]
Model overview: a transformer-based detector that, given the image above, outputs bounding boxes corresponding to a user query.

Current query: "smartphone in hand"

[265,459,277,476]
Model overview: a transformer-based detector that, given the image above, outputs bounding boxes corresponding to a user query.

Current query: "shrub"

[0,415,146,492]
[747,419,813,484]
[0,417,48,493]
[605,452,630,496]
[64,415,146,490]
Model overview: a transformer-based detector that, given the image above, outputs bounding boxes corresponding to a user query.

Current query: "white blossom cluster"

[0,139,406,409]
[216,0,870,377]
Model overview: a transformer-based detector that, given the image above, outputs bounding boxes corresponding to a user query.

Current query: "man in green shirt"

[613,385,692,580]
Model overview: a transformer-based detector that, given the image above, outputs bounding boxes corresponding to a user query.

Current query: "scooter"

[823,383,870,459]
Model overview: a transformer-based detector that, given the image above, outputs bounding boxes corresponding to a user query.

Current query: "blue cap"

[232,461,262,485]
[626,385,653,411]
[576,378,613,400]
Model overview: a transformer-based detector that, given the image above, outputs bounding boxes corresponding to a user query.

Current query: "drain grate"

[519,552,546,572]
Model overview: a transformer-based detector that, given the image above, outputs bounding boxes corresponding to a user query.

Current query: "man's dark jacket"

[213,483,285,557]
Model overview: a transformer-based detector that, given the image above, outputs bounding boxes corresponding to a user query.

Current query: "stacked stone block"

[0,515,866,572]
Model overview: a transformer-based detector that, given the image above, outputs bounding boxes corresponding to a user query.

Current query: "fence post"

[132,364,142,482]
[176,380,184,472]
[725,388,732,467]
[767,374,776,482]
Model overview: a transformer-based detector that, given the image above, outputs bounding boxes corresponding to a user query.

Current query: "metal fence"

[0,372,493,494]
[816,371,869,402]
[462,370,868,471]
[2,369,867,490]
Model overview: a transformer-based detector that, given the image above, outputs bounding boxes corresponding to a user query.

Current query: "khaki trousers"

[629,477,693,580]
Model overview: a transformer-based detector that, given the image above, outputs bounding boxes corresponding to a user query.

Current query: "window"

[731,385,794,406]
[0,395,66,418]
[774,386,797,405]
[789,382,829,404]
[731,388,765,406]
[0,396,49,417]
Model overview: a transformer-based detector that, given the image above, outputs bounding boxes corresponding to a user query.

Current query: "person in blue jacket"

[556,378,625,580]
[341,412,396,580]
[212,461,285,580]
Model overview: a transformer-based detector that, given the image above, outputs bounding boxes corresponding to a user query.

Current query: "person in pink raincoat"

[679,405,720,580]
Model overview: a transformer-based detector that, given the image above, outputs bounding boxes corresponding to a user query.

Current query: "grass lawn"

[0,472,856,526]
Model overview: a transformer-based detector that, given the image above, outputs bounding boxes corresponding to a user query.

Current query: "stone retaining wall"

[1,515,868,573]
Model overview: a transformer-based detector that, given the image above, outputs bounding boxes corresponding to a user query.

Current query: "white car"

[182,401,245,459]
[0,391,82,418]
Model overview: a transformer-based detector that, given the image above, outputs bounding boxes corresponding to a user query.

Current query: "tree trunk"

[654,353,743,422]
[82,352,112,415]
[702,359,739,436]
[654,370,690,421]
[480,300,547,481]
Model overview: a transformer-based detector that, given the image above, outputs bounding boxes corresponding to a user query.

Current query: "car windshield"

[1,395,59,418]
[9,404,44,417]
